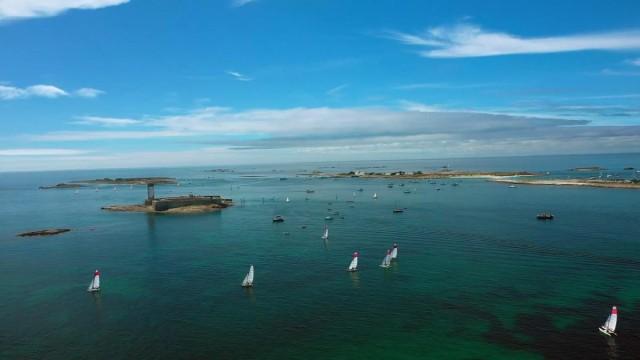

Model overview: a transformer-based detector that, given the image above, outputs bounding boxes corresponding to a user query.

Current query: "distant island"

[333,170,536,179]
[570,166,607,172]
[493,178,640,189]
[18,228,70,237]
[39,183,86,190]
[72,177,177,185]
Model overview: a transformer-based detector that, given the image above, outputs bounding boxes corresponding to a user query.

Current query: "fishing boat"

[285,197,290,203]
[380,249,392,268]
[87,269,100,292]
[321,225,329,240]
[391,243,398,259]
[599,306,618,336]
[272,215,285,222]
[347,251,359,272]
[373,193,378,199]
[241,265,254,287]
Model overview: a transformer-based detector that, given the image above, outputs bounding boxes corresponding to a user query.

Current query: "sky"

[1,0,640,171]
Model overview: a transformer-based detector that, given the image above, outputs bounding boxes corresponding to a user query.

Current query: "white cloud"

[0,148,88,156]
[385,23,640,58]
[601,68,640,76]
[0,84,68,99]
[230,0,256,8]
[627,58,640,66]
[226,71,252,81]
[75,87,105,98]
[72,116,140,127]
[0,84,106,100]
[326,83,348,96]
[0,0,129,21]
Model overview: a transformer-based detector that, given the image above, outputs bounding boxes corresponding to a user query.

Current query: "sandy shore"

[333,171,536,180]
[493,178,640,189]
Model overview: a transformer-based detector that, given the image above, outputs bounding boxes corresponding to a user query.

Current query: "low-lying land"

[71,177,177,185]
[39,183,86,190]
[102,204,228,214]
[493,178,640,189]
[18,228,70,237]
[334,170,536,179]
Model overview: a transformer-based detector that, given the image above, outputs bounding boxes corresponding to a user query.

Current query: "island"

[71,177,177,185]
[570,166,607,172]
[333,170,536,179]
[18,228,70,237]
[493,178,640,189]
[102,192,232,214]
[39,183,86,190]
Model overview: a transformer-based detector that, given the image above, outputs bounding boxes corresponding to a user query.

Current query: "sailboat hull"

[87,287,100,292]
[598,326,616,336]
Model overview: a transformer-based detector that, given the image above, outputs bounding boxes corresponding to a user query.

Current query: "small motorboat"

[393,208,404,213]
[387,184,394,188]
[357,188,364,192]
[272,215,285,222]
[403,190,411,194]
[325,216,333,220]
[305,189,315,193]
[508,185,517,188]
[536,213,554,220]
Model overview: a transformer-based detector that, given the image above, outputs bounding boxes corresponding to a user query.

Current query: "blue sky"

[1,0,640,171]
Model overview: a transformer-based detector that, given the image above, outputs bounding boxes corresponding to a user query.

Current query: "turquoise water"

[1,154,640,359]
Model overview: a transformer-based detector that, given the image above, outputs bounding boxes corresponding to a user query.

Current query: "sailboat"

[391,243,398,260]
[321,225,329,240]
[241,265,254,287]
[373,193,378,199]
[87,269,100,292]
[380,249,392,268]
[285,197,290,203]
[599,306,618,336]
[347,251,359,272]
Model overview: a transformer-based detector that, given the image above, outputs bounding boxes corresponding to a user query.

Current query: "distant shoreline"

[493,178,640,189]
[332,170,536,180]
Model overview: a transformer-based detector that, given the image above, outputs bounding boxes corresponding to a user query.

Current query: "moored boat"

[536,213,554,220]
[391,243,398,259]
[272,215,285,222]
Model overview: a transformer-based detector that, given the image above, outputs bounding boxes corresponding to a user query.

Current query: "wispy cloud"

[626,58,640,66]
[230,0,257,7]
[0,84,104,100]
[0,0,129,21]
[384,23,640,58]
[0,84,68,99]
[601,68,640,76]
[0,148,88,156]
[72,116,141,127]
[394,82,494,90]
[226,71,253,81]
[326,83,348,96]
[74,87,105,98]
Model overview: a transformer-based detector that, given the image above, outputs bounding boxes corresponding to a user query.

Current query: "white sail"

[242,265,254,287]
[322,226,329,240]
[373,193,377,199]
[348,256,358,271]
[380,251,391,267]
[606,307,618,332]
[391,243,398,259]
[285,197,290,203]
[87,270,100,292]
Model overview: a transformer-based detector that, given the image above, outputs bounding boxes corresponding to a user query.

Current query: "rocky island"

[39,183,86,190]
[71,177,177,185]
[18,228,71,237]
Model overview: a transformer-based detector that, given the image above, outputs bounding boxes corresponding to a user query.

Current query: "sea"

[1,153,639,359]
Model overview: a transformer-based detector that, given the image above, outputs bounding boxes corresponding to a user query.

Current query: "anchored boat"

[391,243,398,260]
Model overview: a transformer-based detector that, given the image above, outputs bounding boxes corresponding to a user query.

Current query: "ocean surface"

[1,154,640,359]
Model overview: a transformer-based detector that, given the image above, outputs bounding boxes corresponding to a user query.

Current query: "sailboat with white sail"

[599,306,618,336]
[285,197,290,203]
[321,225,329,240]
[373,193,378,199]
[391,243,398,260]
[380,249,392,268]
[87,269,101,292]
[241,265,254,288]
[347,251,359,272]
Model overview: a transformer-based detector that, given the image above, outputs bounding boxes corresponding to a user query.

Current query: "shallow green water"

[1,155,640,359]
